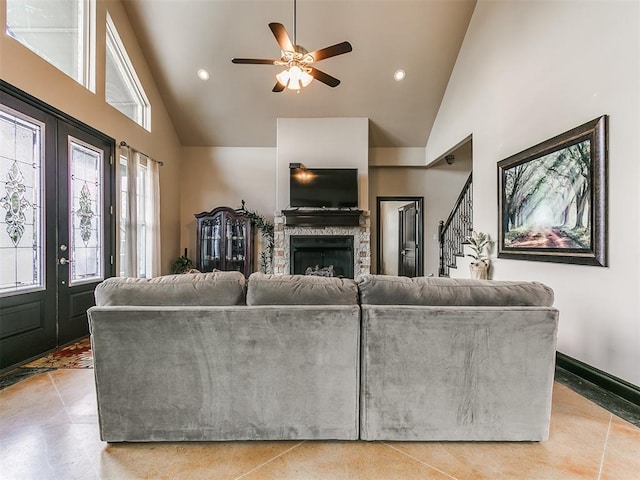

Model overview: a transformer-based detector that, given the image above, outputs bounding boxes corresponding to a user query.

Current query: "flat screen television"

[290,167,358,208]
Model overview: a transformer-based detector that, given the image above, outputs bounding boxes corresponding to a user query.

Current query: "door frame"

[376,196,424,276]
[0,80,116,371]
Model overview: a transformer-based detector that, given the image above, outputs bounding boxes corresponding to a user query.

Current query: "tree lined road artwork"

[506,226,580,249]
[502,139,591,250]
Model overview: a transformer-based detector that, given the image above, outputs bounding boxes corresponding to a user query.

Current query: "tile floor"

[0,368,639,480]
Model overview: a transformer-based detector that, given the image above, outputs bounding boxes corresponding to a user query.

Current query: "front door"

[57,122,113,344]
[0,88,114,369]
[398,202,419,277]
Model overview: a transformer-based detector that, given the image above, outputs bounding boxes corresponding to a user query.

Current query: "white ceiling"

[122,0,477,148]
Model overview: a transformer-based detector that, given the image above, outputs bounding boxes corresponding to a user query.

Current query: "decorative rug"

[23,337,93,369]
[0,338,93,391]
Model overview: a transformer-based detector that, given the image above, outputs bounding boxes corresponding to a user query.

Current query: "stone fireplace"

[273,211,371,278]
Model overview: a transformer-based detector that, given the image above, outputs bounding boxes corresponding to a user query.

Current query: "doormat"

[0,338,93,391]
[23,337,93,369]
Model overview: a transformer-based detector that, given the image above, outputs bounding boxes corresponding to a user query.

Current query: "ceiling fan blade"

[309,41,353,62]
[232,58,278,65]
[272,82,286,93]
[309,67,341,87]
[269,22,294,52]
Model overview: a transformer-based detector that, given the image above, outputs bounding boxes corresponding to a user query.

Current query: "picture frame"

[497,115,607,266]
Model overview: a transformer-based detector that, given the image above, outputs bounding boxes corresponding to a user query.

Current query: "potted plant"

[466,231,491,280]
[238,200,274,273]
[171,253,194,274]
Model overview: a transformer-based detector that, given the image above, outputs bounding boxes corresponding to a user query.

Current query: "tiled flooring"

[1,369,639,480]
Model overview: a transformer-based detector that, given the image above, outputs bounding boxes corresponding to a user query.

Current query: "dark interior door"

[0,85,114,370]
[398,202,419,277]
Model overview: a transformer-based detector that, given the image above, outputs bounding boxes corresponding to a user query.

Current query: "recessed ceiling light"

[197,69,210,81]
[394,69,406,81]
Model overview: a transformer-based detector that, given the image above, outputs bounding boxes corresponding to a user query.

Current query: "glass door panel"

[68,138,103,285]
[201,217,222,271]
[0,106,44,295]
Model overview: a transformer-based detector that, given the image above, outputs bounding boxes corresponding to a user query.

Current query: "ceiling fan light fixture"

[300,70,313,87]
[276,64,313,91]
[232,0,351,92]
[288,77,302,90]
[276,69,290,86]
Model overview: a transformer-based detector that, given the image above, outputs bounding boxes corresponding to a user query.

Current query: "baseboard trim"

[556,352,640,407]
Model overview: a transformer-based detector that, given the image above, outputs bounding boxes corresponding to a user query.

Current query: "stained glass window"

[0,106,44,295]
[69,138,103,284]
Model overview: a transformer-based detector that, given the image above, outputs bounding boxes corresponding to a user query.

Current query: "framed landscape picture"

[497,115,607,266]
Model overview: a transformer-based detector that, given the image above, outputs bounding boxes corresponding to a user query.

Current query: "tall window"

[105,14,150,130]
[5,0,95,90]
[119,152,159,278]
[119,156,146,277]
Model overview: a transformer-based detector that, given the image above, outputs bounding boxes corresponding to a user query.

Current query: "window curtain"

[145,157,161,277]
[120,144,161,278]
[122,145,138,277]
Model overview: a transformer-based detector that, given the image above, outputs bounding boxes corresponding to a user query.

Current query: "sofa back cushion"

[94,271,246,306]
[247,272,359,305]
[357,275,554,307]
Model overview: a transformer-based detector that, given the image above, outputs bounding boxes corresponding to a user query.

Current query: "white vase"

[469,262,489,280]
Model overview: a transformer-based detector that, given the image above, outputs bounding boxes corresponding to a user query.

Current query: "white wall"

[369,147,427,167]
[426,0,640,386]
[0,0,182,274]
[276,118,369,210]
[180,147,277,263]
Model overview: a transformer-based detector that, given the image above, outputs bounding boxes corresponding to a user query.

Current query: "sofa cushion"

[247,272,359,305]
[357,275,554,307]
[94,271,246,306]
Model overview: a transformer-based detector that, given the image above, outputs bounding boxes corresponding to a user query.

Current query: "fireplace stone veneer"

[273,211,371,278]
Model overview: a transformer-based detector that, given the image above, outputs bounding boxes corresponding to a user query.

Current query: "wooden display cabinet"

[195,206,253,277]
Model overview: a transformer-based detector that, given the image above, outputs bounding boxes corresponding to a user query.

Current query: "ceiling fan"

[231,0,352,92]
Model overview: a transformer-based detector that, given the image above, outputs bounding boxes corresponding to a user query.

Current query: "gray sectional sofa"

[358,275,558,441]
[88,271,558,443]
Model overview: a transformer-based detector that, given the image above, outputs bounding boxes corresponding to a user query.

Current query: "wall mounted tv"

[290,167,358,208]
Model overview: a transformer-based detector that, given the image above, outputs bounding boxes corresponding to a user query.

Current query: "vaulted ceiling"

[122,0,476,148]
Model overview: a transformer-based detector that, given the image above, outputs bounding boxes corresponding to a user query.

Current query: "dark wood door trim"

[0,81,114,145]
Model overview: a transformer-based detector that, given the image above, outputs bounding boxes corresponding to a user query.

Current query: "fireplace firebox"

[290,235,354,279]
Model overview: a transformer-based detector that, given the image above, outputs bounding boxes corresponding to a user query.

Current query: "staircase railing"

[438,173,473,277]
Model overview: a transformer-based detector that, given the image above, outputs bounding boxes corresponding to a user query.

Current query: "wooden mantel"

[282,209,363,227]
